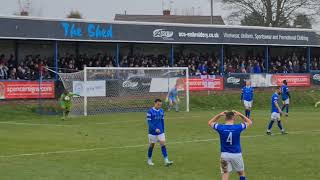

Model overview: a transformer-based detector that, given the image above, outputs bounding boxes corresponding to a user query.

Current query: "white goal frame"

[83,67,190,116]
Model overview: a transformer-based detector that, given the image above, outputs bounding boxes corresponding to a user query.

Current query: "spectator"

[0,61,8,79]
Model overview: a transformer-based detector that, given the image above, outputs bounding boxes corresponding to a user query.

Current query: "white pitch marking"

[0,129,319,159]
[0,116,203,127]
[0,121,75,127]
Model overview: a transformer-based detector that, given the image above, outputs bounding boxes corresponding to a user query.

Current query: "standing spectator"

[0,62,8,79]
[253,61,261,73]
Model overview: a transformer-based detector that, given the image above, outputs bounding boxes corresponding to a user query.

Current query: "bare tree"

[221,0,320,27]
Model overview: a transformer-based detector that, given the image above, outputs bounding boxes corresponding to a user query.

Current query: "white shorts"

[148,133,165,143]
[283,98,290,105]
[271,112,281,121]
[243,100,253,108]
[220,153,244,173]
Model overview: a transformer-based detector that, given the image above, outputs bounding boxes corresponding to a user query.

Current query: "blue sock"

[286,105,289,114]
[148,146,154,159]
[245,110,248,117]
[161,145,168,159]
[240,176,246,180]
[268,120,274,130]
[247,110,251,118]
[281,105,285,111]
[277,121,283,131]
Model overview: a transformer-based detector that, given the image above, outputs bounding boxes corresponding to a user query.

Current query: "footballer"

[267,86,287,135]
[146,99,173,166]
[166,85,180,112]
[281,80,290,116]
[60,90,80,120]
[208,110,252,180]
[241,81,254,118]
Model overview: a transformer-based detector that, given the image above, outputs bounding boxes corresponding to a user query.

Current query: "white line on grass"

[0,129,319,159]
[0,121,75,127]
[0,116,203,127]
[95,116,202,125]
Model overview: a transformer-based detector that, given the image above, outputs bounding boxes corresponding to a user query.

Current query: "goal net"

[58,67,190,116]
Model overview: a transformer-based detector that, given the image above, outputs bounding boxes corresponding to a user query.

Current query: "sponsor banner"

[0,81,55,99]
[73,81,106,97]
[224,74,250,88]
[149,77,223,92]
[272,74,311,87]
[250,74,274,87]
[186,77,224,91]
[311,73,320,85]
[250,74,311,87]
[121,75,152,92]
[149,78,179,93]
[0,17,319,46]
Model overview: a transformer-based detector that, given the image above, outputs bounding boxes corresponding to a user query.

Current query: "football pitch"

[0,107,319,180]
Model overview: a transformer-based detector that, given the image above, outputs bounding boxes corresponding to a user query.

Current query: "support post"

[220,45,224,74]
[170,44,174,67]
[54,41,59,80]
[116,43,120,67]
[307,47,311,72]
[265,46,269,73]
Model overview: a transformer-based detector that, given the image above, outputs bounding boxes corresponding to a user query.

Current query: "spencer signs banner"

[185,77,224,91]
[0,81,55,99]
[250,74,310,87]
[148,77,224,92]
[0,17,319,46]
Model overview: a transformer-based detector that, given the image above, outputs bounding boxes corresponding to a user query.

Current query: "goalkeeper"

[166,85,180,112]
[60,90,80,120]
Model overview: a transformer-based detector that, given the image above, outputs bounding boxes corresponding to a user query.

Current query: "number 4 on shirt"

[226,132,233,145]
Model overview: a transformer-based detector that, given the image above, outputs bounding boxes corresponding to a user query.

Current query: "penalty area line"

[0,129,319,159]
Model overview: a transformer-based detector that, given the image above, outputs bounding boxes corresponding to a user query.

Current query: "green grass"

[0,105,320,179]
[190,89,320,110]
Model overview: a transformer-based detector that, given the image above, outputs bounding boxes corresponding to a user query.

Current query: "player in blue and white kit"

[281,80,291,117]
[166,85,180,112]
[267,86,287,135]
[146,99,173,166]
[208,110,252,180]
[241,81,254,118]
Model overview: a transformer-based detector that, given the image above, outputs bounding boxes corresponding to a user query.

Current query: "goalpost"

[57,67,190,116]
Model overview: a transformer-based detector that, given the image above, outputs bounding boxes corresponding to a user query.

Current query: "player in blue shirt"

[267,86,287,135]
[281,80,291,117]
[208,110,252,180]
[166,85,180,112]
[146,99,173,166]
[241,81,254,118]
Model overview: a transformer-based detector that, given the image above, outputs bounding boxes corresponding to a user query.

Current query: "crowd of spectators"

[58,53,116,73]
[223,56,264,74]
[1,52,320,80]
[0,54,52,80]
[311,57,320,71]
[269,54,309,73]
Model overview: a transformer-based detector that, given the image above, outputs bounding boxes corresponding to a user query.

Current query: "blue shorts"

[169,97,177,103]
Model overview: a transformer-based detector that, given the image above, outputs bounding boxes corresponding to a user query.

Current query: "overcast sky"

[0,0,230,21]
[0,0,318,28]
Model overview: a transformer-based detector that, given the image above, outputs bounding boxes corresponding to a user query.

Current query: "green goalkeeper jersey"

[60,92,78,108]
